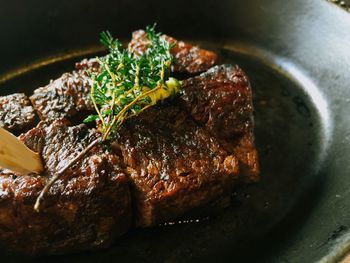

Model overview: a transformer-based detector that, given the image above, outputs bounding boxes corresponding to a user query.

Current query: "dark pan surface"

[1,0,350,262]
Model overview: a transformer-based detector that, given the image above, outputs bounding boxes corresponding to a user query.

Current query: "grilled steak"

[0,33,259,254]
[181,65,253,139]
[0,93,37,135]
[30,71,94,124]
[181,65,259,183]
[0,63,259,254]
[129,30,219,74]
[0,121,131,255]
[112,64,259,227]
[114,104,239,227]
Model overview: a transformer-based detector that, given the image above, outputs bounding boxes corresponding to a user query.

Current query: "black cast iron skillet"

[1,0,350,262]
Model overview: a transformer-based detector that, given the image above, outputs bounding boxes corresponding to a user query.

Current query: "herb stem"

[90,83,106,129]
[34,137,102,212]
[101,83,163,141]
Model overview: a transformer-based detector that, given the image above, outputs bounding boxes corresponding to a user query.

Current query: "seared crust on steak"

[181,65,259,183]
[0,121,131,255]
[129,30,219,74]
[112,64,259,227]
[0,93,37,135]
[114,104,239,227]
[181,65,254,138]
[30,71,94,124]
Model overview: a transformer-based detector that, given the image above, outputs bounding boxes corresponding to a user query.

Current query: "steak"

[181,65,254,139]
[180,65,259,183]
[0,93,37,135]
[129,30,219,74]
[30,71,94,124]
[114,103,240,227]
[0,63,259,254]
[112,64,259,227]
[0,35,259,254]
[0,121,131,255]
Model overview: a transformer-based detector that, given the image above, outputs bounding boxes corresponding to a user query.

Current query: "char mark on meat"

[0,121,131,255]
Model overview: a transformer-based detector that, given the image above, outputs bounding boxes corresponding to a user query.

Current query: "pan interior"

[0,41,331,262]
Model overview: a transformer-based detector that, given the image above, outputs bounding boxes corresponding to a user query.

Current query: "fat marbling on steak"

[0,93,37,135]
[0,120,131,255]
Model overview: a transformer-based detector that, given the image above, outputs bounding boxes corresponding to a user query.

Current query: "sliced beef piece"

[113,104,240,227]
[0,121,131,255]
[129,30,219,74]
[0,93,38,135]
[180,64,259,183]
[30,71,94,124]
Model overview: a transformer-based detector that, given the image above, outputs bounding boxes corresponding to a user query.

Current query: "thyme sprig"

[34,25,180,212]
[85,25,180,141]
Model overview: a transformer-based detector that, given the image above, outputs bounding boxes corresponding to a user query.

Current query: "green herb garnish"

[34,25,180,212]
[85,24,180,141]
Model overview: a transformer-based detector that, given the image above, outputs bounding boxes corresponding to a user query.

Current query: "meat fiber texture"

[0,32,259,255]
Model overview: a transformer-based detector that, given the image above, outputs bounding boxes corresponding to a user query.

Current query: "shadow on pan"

[1,0,350,262]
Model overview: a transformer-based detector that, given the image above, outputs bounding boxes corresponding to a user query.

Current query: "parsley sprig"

[34,25,180,212]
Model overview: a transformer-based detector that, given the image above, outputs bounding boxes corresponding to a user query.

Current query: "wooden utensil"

[0,127,44,174]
